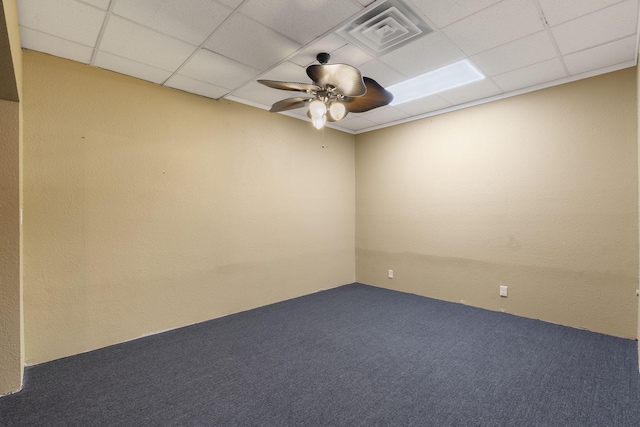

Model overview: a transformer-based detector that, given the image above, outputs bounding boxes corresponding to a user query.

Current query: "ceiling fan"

[258,53,394,129]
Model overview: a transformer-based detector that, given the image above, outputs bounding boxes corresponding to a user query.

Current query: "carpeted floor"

[1,283,639,426]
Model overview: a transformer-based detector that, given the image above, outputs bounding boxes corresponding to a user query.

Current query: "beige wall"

[23,51,355,364]
[356,68,638,339]
[15,48,640,366]
[0,0,23,396]
[0,100,22,393]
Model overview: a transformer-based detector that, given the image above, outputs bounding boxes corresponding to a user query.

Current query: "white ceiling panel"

[335,116,377,131]
[231,81,303,108]
[379,32,465,78]
[442,0,545,56]
[164,74,229,99]
[537,0,623,26]
[357,59,407,87]
[177,49,260,89]
[438,79,502,105]
[112,0,233,45]
[359,106,411,124]
[204,13,301,70]
[492,58,567,92]
[551,0,638,55]
[216,0,244,9]
[99,16,197,72]
[564,36,637,75]
[20,27,94,64]
[394,94,452,116]
[259,61,309,83]
[15,0,640,134]
[94,51,173,84]
[328,44,374,67]
[471,31,558,77]
[410,0,502,28]
[239,0,363,45]
[79,0,111,10]
[17,0,106,46]
[289,34,348,67]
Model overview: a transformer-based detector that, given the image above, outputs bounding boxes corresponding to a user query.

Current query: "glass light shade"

[309,99,327,119]
[329,102,346,121]
[312,115,326,129]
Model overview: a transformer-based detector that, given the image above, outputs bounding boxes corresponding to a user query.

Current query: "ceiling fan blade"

[258,80,321,93]
[270,97,312,113]
[342,77,394,113]
[306,64,366,97]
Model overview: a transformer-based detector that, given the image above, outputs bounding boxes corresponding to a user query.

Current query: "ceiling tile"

[537,0,623,26]
[19,27,94,63]
[492,58,567,92]
[359,106,410,124]
[216,0,244,9]
[357,60,406,87]
[394,94,451,116]
[94,51,173,84]
[14,0,640,133]
[438,78,502,105]
[239,0,363,45]
[334,116,376,131]
[231,81,302,108]
[442,0,545,56]
[379,32,465,78]
[259,61,309,83]
[177,49,260,90]
[564,36,637,75]
[112,0,233,45]
[328,44,374,67]
[551,1,638,55]
[99,16,197,71]
[78,0,111,10]
[164,74,229,99]
[17,0,106,46]
[410,0,502,28]
[204,14,301,70]
[471,31,558,76]
[289,34,348,67]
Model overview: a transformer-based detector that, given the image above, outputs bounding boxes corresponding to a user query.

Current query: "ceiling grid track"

[89,0,116,66]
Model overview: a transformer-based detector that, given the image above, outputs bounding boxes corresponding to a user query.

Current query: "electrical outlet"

[388,269,394,279]
[500,286,508,297]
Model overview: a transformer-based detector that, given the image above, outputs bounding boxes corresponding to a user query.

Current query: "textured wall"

[356,68,638,338]
[0,0,22,396]
[23,51,355,364]
[0,100,21,394]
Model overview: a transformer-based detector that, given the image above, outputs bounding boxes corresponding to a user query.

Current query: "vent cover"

[336,0,434,56]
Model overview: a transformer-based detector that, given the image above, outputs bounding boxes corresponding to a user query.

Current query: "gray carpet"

[1,283,639,426]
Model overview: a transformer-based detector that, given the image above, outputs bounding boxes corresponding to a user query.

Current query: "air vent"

[336,0,434,56]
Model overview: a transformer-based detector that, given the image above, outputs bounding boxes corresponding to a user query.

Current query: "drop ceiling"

[16,0,640,134]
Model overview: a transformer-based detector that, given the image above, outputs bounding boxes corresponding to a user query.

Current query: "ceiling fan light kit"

[258,53,393,130]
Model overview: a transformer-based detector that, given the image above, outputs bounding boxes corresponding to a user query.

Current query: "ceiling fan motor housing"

[317,52,331,65]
